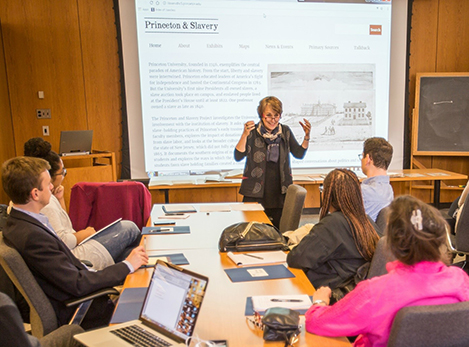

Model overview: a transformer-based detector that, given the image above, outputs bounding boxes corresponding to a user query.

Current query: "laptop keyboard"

[111,325,172,347]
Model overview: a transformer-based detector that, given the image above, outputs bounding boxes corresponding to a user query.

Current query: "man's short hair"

[2,157,51,204]
[363,137,393,170]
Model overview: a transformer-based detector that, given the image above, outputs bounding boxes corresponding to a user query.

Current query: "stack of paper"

[252,294,312,312]
[227,251,287,266]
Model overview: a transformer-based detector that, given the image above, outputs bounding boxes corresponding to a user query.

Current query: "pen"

[155,228,173,232]
[244,253,263,260]
[270,299,303,302]
[165,213,184,216]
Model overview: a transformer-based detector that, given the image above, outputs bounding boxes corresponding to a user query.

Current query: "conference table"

[119,203,351,347]
[148,169,467,209]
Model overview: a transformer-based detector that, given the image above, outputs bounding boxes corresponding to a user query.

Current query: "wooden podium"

[61,152,117,211]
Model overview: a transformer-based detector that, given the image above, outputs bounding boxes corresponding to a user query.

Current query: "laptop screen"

[140,261,208,341]
[59,130,93,156]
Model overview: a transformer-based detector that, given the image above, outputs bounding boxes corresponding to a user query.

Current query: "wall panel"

[1,0,88,155]
[437,0,469,72]
[0,21,16,204]
[78,0,123,174]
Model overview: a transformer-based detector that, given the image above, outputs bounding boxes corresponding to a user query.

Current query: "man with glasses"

[235,96,311,228]
[359,137,394,221]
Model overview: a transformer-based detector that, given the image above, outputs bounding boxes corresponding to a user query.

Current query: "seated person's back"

[287,169,380,290]
[360,137,394,221]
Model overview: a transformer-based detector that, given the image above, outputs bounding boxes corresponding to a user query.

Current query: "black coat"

[287,211,378,290]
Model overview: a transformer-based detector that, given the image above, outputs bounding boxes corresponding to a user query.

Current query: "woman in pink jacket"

[305,195,469,347]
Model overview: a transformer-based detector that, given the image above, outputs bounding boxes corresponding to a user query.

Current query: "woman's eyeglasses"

[263,113,281,121]
[54,168,67,177]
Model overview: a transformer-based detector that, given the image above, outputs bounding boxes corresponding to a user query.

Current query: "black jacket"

[235,123,306,198]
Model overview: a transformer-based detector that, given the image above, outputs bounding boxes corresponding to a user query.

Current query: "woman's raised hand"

[299,118,311,137]
[243,121,256,137]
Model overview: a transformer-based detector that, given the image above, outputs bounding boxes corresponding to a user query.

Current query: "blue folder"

[224,264,295,283]
[142,226,190,235]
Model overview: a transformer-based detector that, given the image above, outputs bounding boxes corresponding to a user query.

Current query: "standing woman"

[235,96,311,227]
[287,169,380,290]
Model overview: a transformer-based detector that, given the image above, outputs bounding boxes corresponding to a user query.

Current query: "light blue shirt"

[361,175,394,221]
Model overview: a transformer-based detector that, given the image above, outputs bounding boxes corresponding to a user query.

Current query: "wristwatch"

[312,299,327,306]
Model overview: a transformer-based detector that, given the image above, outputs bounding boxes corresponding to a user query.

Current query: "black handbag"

[218,221,288,252]
[262,307,301,344]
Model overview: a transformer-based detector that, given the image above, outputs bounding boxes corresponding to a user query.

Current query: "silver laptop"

[59,130,93,156]
[75,260,209,347]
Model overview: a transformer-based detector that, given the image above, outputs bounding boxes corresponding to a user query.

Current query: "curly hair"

[24,137,61,176]
[386,195,448,265]
[321,169,379,261]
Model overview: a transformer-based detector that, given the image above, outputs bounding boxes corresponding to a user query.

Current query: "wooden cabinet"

[61,152,116,210]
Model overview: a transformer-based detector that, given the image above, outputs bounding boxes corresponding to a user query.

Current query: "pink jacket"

[306,261,469,347]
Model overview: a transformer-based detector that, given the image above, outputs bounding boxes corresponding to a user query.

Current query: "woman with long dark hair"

[287,168,379,290]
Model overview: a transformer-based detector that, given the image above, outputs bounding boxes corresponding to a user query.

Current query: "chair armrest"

[64,287,120,307]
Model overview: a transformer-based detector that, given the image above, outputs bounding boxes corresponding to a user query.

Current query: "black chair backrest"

[388,301,469,347]
[375,206,390,237]
[0,232,58,338]
[367,236,395,279]
[279,184,307,233]
[455,199,469,252]
[0,204,8,231]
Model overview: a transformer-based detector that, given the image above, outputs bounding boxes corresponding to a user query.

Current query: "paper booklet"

[162,204,197,213]
[251,294,312,312]
[78,218,122,246]
[227,251,287,266]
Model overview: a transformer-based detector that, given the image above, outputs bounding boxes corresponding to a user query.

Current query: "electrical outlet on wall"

[42,126,50,136]
[37,109,51,119]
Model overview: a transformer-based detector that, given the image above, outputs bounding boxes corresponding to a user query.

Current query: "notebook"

[74,260,209,347]
[59,130,93,156]
[78,218,122,246]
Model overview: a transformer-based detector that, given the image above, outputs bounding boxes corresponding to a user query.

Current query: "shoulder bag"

[218,221,288,252]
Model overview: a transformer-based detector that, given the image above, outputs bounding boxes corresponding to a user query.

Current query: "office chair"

[367,236,395,279]
[0,204,7,230]
[0,232,119,339]
[69,181,152,231]
[374,205,390,237]
[0,292,84,347]
[387,301,469,347]
[279,184,307,233]
[446,198,469,267]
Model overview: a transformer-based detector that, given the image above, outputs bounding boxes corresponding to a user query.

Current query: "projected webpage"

[134,0,392,175]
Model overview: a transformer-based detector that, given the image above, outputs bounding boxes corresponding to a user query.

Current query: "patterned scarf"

[258,123,282,163]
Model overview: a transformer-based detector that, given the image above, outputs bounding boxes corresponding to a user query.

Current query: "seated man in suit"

[360,137,394,221]
[1,156,148,329]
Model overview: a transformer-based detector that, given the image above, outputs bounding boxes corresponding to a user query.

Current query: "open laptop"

[59,130,93,156]
[75,260,209,347]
